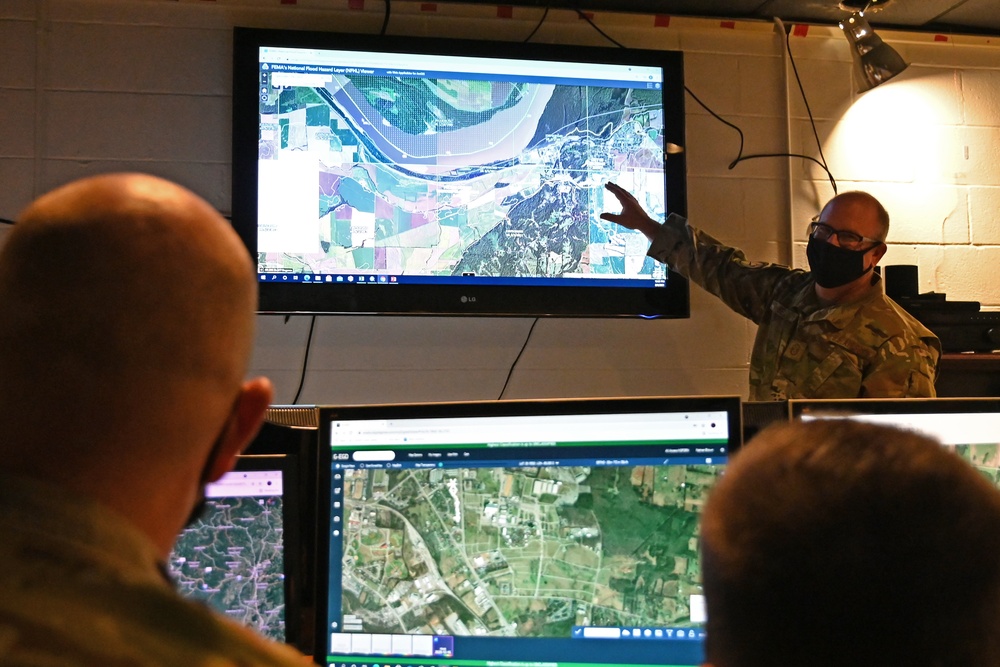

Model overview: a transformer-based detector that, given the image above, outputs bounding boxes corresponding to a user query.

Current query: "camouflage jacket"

[0,472,310,667]
[648,214,941,400]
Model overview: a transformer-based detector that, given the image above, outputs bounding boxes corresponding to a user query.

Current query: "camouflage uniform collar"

[804,273,885,330]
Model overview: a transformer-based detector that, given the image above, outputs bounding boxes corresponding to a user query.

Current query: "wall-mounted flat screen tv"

[232,28,688,317]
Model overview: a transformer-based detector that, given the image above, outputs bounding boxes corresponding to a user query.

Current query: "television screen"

[314,395,742,666]
[168,454,298,643]
[789,398,1000,486]
[232,28,689,317]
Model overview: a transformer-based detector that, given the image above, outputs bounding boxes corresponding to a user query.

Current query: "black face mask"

[183,414,231,528]
[806,236,874,289]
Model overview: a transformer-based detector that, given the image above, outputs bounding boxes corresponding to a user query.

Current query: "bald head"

[701,420,1000,667]
[0,173,259,468]
[820,190,890,242]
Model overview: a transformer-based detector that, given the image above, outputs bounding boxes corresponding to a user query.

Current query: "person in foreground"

[602,183,940,400]
[700,419,1000,667]
[0,174,308,665]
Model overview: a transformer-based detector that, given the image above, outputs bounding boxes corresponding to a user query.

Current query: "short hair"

[701,419,1000,667]
[823,190,890,242]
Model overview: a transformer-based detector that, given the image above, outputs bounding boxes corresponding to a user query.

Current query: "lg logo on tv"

[460,295,477,303]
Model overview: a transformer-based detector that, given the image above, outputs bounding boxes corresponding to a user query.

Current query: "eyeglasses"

[808,219,883,251]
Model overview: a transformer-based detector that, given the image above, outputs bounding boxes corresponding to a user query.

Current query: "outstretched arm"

[600,182,662,241]
[600,181,800,324]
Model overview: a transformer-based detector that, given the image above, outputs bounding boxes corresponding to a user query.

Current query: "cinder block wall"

[1,0,997,404]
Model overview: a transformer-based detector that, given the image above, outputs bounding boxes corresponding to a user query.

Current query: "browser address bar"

[329,412,729,447]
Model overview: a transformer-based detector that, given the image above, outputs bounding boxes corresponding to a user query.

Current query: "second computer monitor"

[314,395,742,667]
[790,398,1000,486]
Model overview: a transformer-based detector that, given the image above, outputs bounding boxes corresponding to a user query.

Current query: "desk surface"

[941,352,1000,367]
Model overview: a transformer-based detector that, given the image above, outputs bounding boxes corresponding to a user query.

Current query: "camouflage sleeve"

[647,213,797,324]
[860,334,942,398]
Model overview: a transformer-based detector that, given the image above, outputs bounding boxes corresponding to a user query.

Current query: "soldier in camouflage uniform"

[0,174,308,666]
[602,183,940,400]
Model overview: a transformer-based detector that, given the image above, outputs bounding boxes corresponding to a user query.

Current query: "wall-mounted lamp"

[839,11,908,92]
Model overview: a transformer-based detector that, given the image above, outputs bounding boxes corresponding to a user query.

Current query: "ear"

[870,242,888,266]
[205,376,275,483]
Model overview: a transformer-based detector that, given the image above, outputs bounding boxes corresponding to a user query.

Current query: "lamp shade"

[839,12,908,92]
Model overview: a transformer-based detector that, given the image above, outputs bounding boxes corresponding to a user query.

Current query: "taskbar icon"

[571,626,705,641]
[259,272,399,284]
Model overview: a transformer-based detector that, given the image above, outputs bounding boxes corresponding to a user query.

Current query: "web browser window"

[315,397,742,667]
[791,398,1000,485]
[169,460,288,642]
[254,42,668,289]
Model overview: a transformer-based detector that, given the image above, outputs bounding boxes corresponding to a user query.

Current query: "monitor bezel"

[232,27,690,318]
[312,395,743,665]
[244,416,321,653]
[789,397,1000,421]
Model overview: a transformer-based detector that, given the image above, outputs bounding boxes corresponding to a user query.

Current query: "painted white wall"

[1,0,997,404]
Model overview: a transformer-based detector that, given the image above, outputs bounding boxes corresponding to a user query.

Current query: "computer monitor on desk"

[168,454,301,643]
[168,408,321,651]
[314,395,742,667]
[790,398,1000,485]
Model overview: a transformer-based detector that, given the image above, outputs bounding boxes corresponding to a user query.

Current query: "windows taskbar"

[258,273,665,289]
[324,659,695,667]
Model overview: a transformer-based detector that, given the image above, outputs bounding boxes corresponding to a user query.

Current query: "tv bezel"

[232,27,689,318]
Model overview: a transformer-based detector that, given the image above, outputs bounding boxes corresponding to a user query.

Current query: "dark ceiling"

[442,0,1000,36]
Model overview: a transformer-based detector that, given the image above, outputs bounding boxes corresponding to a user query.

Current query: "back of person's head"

[0,173,272,554]
[700,419,1000,667]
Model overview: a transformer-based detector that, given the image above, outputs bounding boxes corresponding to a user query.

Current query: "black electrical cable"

[684,85,838,193]
[290,315,317,404]
[684,28,838,193]
[782,26,837,193]
[379,0,391,36]
[523,7,550,42]
[575,9,626,48]
[498,317,539,400]
[574,8,838,193]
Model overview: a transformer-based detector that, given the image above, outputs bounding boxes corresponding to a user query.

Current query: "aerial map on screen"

[798,409,1000,492]
[257,53,667,283]
[339,462,717,638]
[169,491,286,640]
[955,444,1000,485]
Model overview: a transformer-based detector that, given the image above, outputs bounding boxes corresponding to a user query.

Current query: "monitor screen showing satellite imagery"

[232,28,688,317]
[790,398,1000,488]
[168,455,290,642]
[315,396,742,667]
